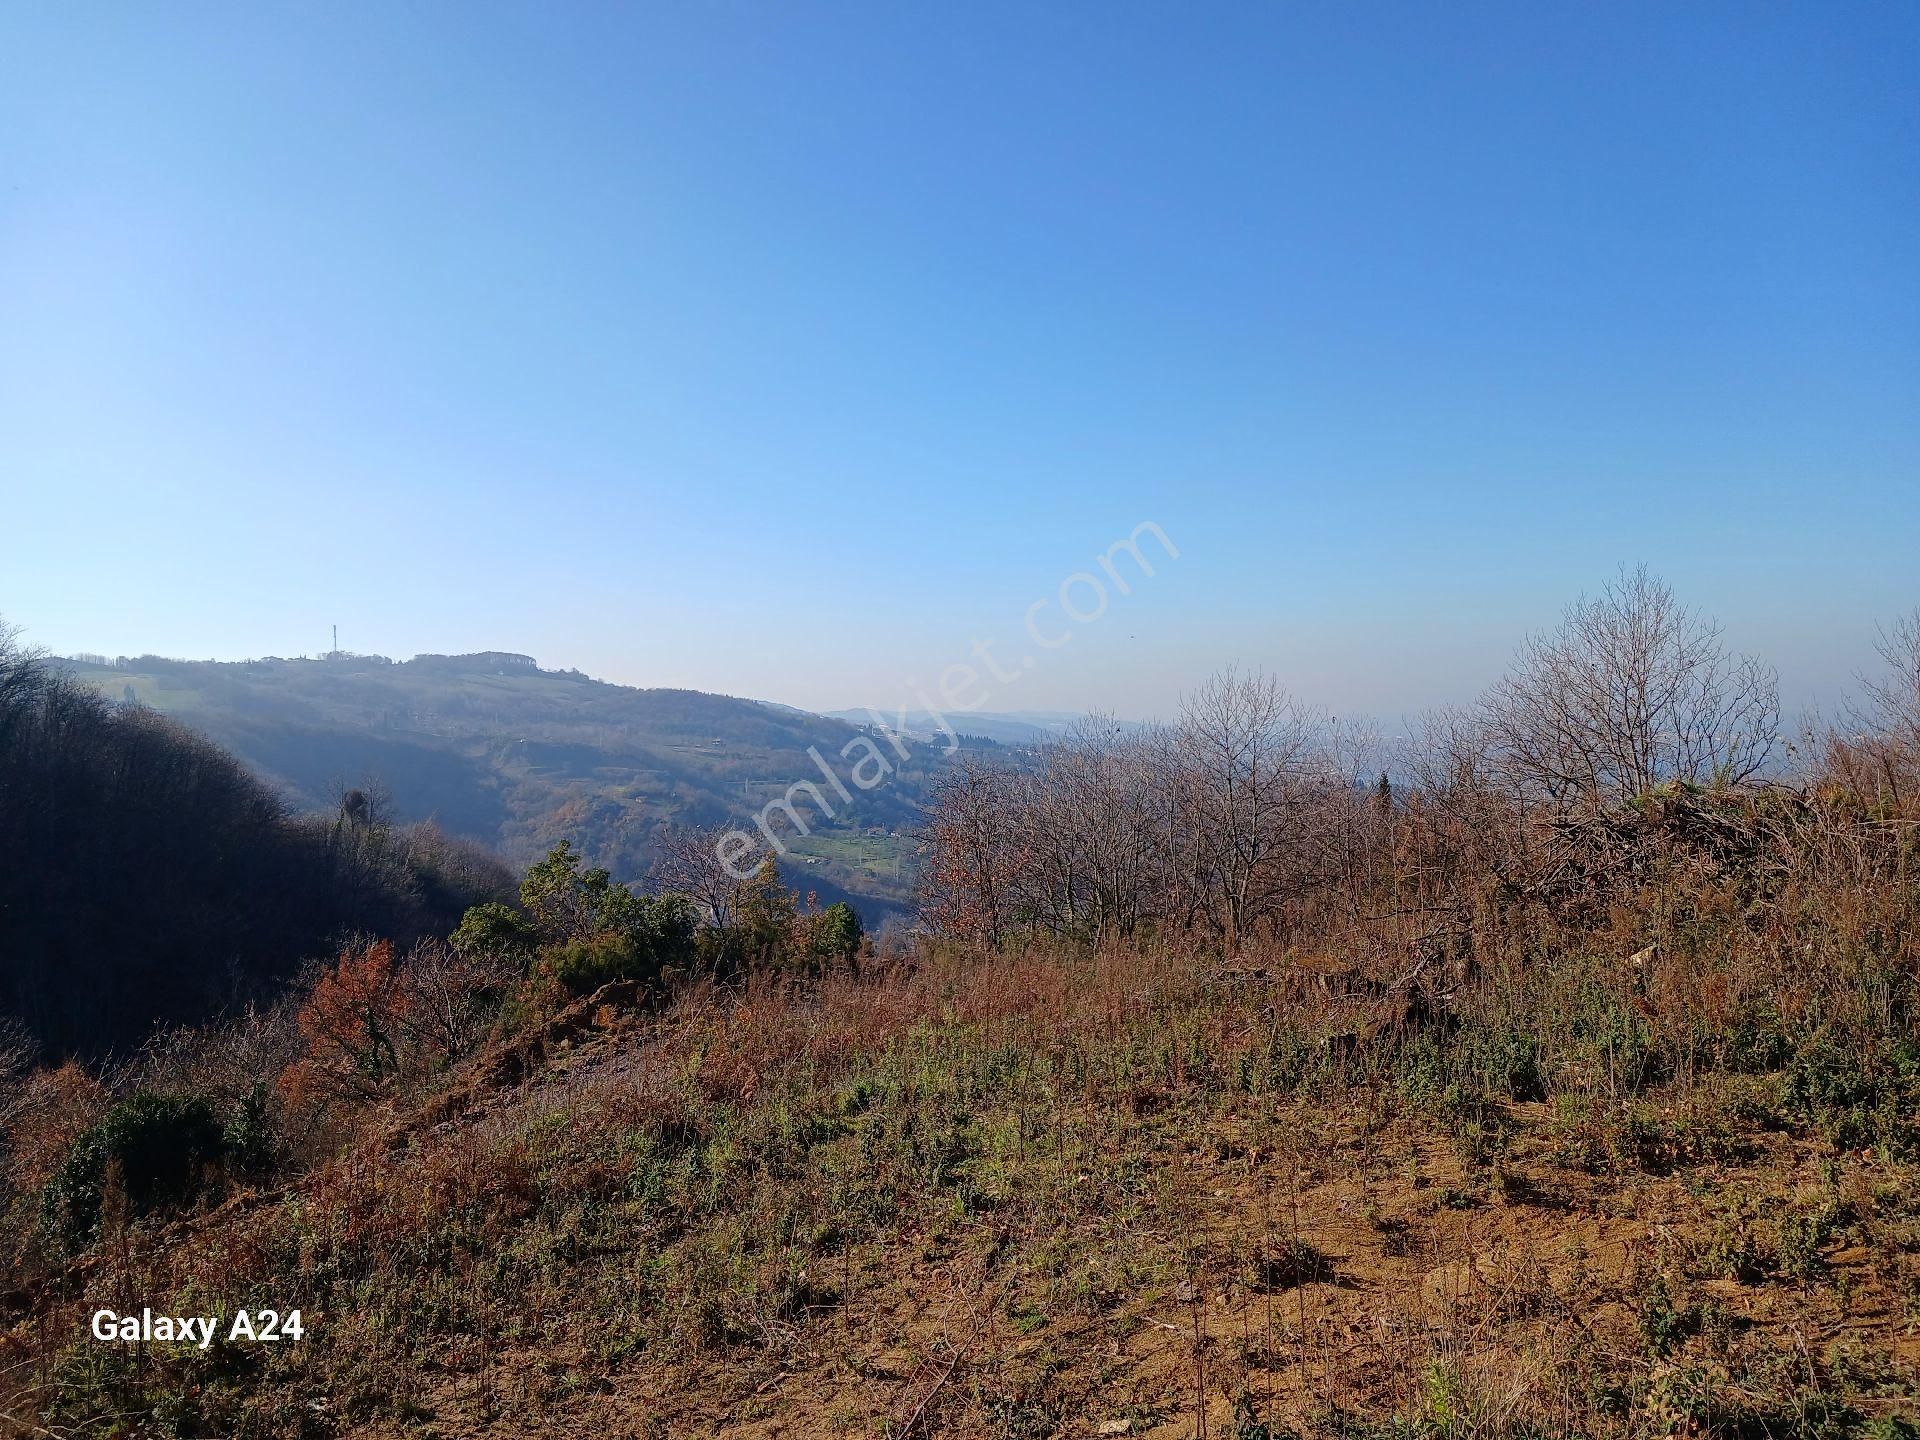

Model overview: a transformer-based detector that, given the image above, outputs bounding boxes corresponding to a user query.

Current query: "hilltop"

[57,651,963,922]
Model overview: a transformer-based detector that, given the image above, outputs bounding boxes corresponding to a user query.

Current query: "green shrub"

[806,901,863,967]
[1459,1021,1545,1101]
[1724,1007,1794,1073]
[543,895,695,995]
[223,1080,279,1180]
[451,900,540,963]
[43,1091,227,1249]
[1776,1200,1845,1281]
[547,933,651,994]
[1785,1036,1917,1154]
[1636,1272,1698,1356]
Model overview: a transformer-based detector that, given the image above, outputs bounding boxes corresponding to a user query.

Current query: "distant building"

[410,651,538,675]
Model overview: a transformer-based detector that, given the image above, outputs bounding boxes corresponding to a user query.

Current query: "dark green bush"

[43,1091,227,1248]
[223,1080,278,1180]
[543,894,696,995]
[1724,1006,1795,1073]
[806,902,863,967]
[451,900,540,963]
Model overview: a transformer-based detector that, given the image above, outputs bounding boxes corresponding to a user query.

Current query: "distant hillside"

[57,652,958,922]
[824,707,1147,747]
[829,706,1082,744]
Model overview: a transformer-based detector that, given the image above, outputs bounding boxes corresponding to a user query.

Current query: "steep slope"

[0,651,510,1057]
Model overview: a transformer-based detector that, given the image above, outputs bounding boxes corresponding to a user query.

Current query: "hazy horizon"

[7,5,1916,721]
[34,610,1900,735]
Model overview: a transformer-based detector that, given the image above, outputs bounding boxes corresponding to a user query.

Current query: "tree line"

[920,567,1919,950]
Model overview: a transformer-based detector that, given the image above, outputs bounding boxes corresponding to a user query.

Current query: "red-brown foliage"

[281,939,411,1109]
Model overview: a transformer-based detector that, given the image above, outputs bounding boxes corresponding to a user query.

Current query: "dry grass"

[5,905,1919,1439]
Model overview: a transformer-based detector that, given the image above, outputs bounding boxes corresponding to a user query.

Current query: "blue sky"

[3,3,1915,722]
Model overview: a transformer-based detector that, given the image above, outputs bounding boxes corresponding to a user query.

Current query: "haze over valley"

[54,649,972,923]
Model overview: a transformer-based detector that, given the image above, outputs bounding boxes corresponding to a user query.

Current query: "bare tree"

[904,583,1920,970]
[1176,668,1324,948]
[1833,607,1920,805]
[919,674,1346,947]
[400,938,518,1062]
[1483,566,1778,813]
[1140,722,1207,932]
[0,1017,38,1135]
[1396,706,1532,907]
[1860,609,1920,751]
[0,617,49,745]
[919,755,1021,946]
[1023,716,1165,943]
[650,824,748,929]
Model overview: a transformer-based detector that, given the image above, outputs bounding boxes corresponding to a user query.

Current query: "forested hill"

[0,645,516,1057]
[56,651,949,918]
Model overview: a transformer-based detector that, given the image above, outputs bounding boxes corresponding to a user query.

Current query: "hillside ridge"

[55,651,957,921]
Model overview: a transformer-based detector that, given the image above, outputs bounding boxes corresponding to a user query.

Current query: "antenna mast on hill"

[331,624,338,658]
